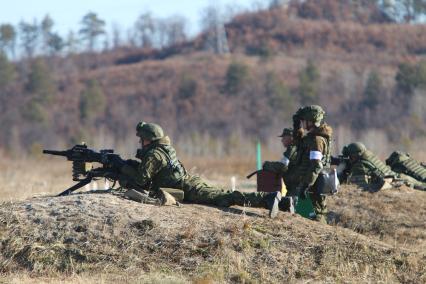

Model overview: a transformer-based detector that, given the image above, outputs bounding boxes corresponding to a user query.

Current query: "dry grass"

[328,185,426,252]
[1,194,425,283]
[0,158,425,283]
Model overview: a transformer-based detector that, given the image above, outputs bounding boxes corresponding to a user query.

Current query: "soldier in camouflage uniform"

[386,151,426,183]
[113,121,283,216]
[339,142,426,191]
[262,128,298,212]
[291,105,333,224]
[262,128,298,194]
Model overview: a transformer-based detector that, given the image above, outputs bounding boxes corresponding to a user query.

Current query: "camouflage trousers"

[180,175,269,208]
[398,174,426,191]
[309,190,327,224]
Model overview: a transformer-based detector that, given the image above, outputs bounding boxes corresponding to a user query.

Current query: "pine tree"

[26,58,56,103]
[79,12,106,51]
[0,52,15,90]
[363,71,382,109]
[298,60,320,104]
[224,62,249,95]
[79,79,106,122]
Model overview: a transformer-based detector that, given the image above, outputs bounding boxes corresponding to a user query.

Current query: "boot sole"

[269,192,282,218]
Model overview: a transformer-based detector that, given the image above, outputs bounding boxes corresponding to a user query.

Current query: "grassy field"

[0,157,425,283]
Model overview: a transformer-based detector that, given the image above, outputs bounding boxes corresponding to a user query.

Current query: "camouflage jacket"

[294,123,333,187]
[351,151,395,177]
[121,136,186,191]
[346,150,395,186]
[386,151,426,182]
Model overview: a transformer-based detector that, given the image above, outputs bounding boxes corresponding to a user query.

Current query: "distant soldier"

[262,127,298,211]
[386,151,426,183]
[339,142,426,191]
[109,121,283,216]
[290,105,333,224]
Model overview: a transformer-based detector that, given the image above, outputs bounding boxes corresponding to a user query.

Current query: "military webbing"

[322,136,332,169]
[156,144,186,179]
[392,157,426,182]
[362,151,395,178]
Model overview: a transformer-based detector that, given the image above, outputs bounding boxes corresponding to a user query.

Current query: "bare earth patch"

[0,186,425,283]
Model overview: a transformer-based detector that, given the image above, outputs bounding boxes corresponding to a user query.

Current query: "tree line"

[1,1,425,60]
[0,2,250,60]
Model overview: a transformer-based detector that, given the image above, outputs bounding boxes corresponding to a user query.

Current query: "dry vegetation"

[2,3,426,282]
[3,4,426,157]
[0,158,425,283]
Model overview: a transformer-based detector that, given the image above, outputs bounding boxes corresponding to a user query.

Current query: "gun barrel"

[43,149,68,157]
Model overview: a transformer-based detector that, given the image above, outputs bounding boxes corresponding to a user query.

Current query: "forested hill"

[1,0,426,158]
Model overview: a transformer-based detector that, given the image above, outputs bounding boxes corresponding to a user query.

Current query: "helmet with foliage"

[344,142,366,157]
[299,105,325,127]
[136,121,164,141]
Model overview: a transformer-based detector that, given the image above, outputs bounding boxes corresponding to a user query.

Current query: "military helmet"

[385,151,410,166]
[136,121,164,141]
[345,142,366,157]
[299,105,325,127]
[278,128,293,137]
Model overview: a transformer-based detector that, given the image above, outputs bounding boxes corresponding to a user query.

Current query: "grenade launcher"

[43,143,136,196]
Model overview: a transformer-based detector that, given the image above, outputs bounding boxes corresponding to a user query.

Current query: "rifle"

[330,155,350,166]
[43,143,141,196]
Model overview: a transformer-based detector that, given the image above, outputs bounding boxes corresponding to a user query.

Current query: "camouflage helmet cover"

[385,151,410,166]
[345,142,367,157]
[136,121,164,141]
[299,105,325,127]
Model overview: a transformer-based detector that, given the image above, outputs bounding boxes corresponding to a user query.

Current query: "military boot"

[264,191,282,218]
[278,196,295,214]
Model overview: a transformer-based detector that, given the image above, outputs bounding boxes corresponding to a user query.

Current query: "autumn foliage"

[1,2,426,157]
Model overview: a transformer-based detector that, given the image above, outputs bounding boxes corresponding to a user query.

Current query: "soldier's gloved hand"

[125,159,140,169]
[108,154,126,169]
[262,161,274,172]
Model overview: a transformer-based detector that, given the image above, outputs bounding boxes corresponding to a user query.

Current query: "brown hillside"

[2,5,426,158]
[0,186,425,283]
[226,9,426,56]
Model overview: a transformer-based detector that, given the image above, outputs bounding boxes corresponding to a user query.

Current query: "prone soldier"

[110,121,285,216]
[338,142,426,191]
[386,151,426,183]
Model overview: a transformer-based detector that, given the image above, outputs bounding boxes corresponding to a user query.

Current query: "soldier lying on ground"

[337,142,426,191]
[386,151,426,183]
[107,121,284,217]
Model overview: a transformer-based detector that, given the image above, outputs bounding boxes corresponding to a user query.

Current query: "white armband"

[309,151,323,160]
[280,156,290,166]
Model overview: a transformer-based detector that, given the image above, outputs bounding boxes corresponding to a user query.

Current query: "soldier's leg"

[181,174,289,218]
[181,175,273,208]
[398,174,426,190]
[309,190,327,224]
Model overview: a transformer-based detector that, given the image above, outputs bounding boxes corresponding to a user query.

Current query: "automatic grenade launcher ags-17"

[43,143,132,196]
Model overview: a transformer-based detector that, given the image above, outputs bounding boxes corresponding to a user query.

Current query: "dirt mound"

[0,188,425,283]
[329,185,426,251]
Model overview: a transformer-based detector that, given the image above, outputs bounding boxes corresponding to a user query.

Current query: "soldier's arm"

[121,152,165,189]
[301,136,326,187]
[263,147,295,174]
[263,160,288,174]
